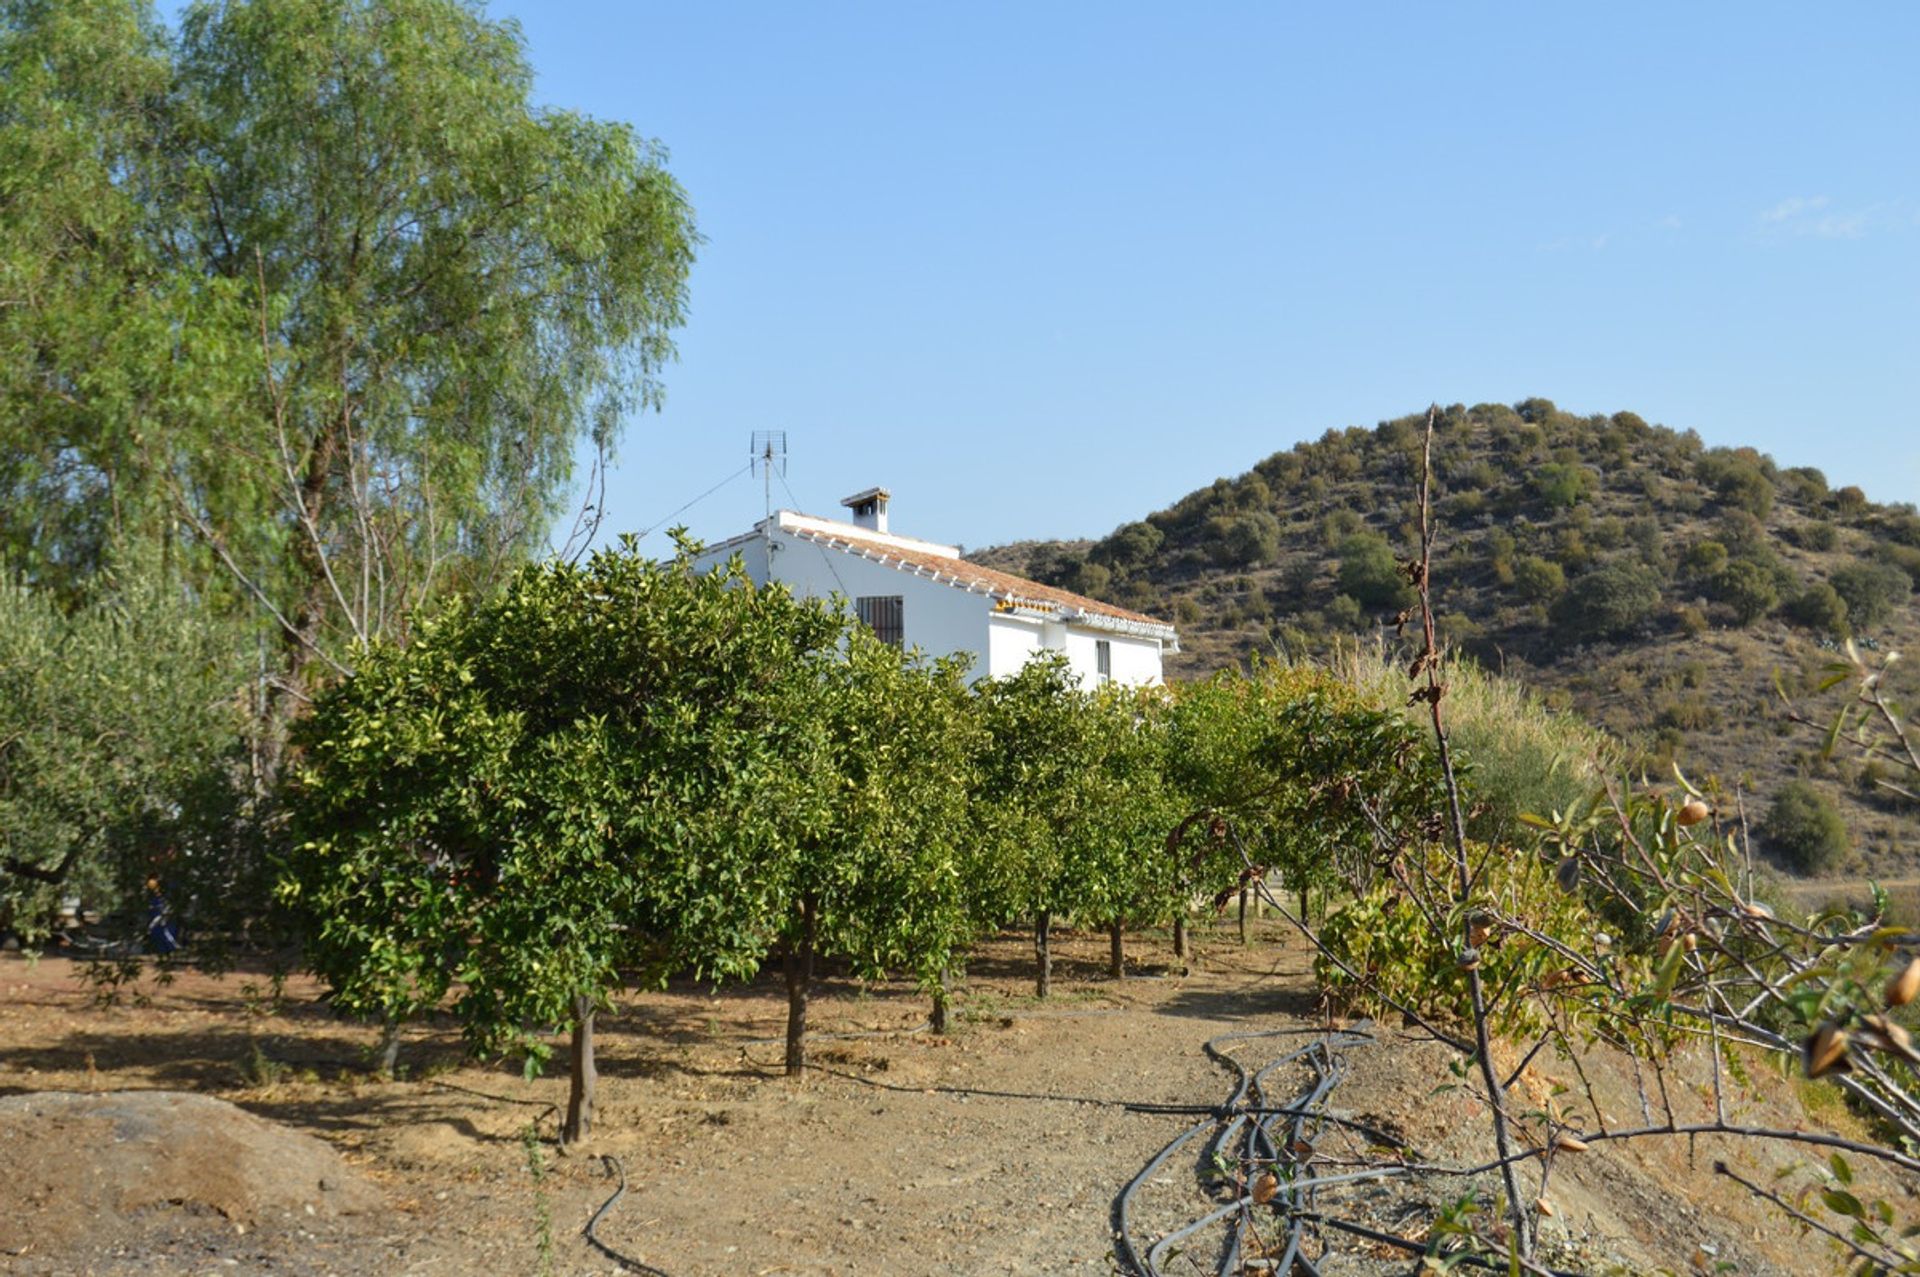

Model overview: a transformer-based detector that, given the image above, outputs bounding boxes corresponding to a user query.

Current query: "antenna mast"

[750,431,787,518]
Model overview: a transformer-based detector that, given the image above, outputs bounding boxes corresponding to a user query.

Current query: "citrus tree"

[972,655,1111,997]
[775,632,987,1073]
[282,540,840,1144]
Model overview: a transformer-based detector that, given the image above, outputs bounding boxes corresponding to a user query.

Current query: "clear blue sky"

[514,5,1918,549]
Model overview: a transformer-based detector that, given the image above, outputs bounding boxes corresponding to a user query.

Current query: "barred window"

[856,595,905,647]
[1095,639,1112,684]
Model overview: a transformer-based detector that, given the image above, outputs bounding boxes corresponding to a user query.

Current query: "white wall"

[691,527,1166,688]
[1056,626,1165,690]
[987,614,1044,678]
[765,529,994,678]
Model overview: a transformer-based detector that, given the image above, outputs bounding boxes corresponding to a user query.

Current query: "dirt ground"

[0,919,1908,1276]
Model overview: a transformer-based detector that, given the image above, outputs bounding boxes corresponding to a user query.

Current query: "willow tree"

[283,542,838,1146]
[1,0,697,746]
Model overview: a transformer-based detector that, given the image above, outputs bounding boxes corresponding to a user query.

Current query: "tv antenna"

[750,431,787,517]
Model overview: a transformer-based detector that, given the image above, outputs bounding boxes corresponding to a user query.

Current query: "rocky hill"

[971,399,1920,877]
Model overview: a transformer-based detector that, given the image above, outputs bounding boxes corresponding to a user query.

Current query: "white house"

[692,487,1178,688]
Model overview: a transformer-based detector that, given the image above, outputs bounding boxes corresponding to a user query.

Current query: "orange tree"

[280,539,840,1144]
[774,631,986,1074]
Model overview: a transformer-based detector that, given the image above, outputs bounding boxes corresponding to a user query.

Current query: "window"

[856,595,904,648]
[1095,639,1112,684]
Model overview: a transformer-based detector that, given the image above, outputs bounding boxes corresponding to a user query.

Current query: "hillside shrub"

[1551,561,1663,639]
[1336,533,1414,611]
[1786,582,1850,637]
[1780,466,1830,505]
[1830,560,1913,631]
[1324,593,1365,630]
[1511,555,1565,602]
[1877,542,1920,589]
[1709,559,1778,625]
[1783,520,1839,551]
[1094,520,1163,569]
[1695,450,1775,518]
[1759,780,1849,875]
[1206,512,1281,567]
[1680,539,1728,581]
[1532,462,1594,509]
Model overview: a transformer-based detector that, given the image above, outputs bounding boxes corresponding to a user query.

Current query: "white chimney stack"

[840,486,891,534]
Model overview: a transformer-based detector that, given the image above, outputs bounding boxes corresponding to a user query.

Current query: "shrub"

[1321,508,1364,548]
[1511,555,1566,602]
[1786,582,1849,637]
[1783,520,1839,552]
[1780,466,1830,505]
[1679,539,1729,581]
[1551,561,1664,640]
[1095,520,1163,569]
[1695,450,1775,518]
[1877,542,1920,587]
[1324,593,1365,630]
[1759,781,1849,875]
[1710,559,1779,625]
[1830,560,1913,631]
[1206,512,1282,567]
[1336,533,1414,611]
[1532,462,1594,509]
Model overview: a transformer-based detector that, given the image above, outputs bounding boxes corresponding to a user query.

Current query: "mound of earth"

[0,1090,381,1266]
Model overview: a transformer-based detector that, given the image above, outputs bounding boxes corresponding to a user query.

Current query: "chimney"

[840,486,891,534]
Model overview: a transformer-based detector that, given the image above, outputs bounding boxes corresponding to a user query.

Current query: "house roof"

[779,517,1178,643]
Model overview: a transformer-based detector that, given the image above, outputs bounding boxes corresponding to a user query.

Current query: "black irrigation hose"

[1120,1025,1376,1277]
[582,1153,675,1277]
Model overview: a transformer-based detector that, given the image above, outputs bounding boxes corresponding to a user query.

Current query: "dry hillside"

[972,400,1920,878]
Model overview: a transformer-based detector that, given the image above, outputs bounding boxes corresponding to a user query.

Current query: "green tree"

[1207,511,1281,567]
[972,655,1109,997]
[0,561,247,936]
[2,0,699,753]
[1551,560,1663,640]
[1336,532,1414,612]
[777,635,986,1073]
[282,543,839,1144]
[1830,561,1913,631]
[1531,462,1593,510]
[1759,780,1849,875]
[1094,520,1164,570]
[1710,559,1779,625]
[1510,555,1566,603]
[1787,582,1850,637]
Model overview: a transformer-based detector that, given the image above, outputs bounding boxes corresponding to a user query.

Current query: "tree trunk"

[1034,910,1052,999]
[1109,919,1125,980]
[376,1017,402,1078]
[1238,886,1249,945]
[1173,913,1187,960]
[784,893,817,1077]
[1299,883,1310,927]
[931,969,949,1035]
[563,994,596,1147]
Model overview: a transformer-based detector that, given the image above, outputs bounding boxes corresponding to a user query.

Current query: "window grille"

[1096,639,1113,684]
[856,595,905,648]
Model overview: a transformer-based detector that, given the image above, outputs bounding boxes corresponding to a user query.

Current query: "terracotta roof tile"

[786,525,1175,636]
